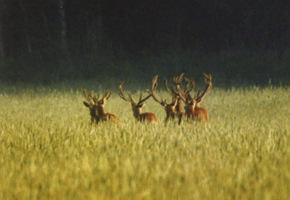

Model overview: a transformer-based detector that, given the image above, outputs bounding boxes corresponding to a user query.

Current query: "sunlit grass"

[0,81,290,200]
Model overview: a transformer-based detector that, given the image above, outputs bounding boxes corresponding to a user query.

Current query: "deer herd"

[83,73,212,125]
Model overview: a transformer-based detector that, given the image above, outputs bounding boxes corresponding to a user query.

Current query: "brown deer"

[163,73,194,124]
[118,81,156,123]
[149,75,179,125]
[83,90,120,124]
[177,73,212,122]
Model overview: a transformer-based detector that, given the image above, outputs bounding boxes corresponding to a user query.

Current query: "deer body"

[136,112,156,123]
[184,104,209,122]
[194,105,209,122]
[96,101,120,123]
[130,101,156,123]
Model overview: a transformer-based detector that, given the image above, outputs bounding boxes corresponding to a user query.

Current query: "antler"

[103,90,112,100]
[89,90,111,105]
[164,79,173,96]
[137,92,152,105]
[118,81,135,104]
[172,74,195,99]
[196,73,212,103]
[173,73,184,85]
[176,83,196,105]
[175,85,187,103]
[183,77,194,94]
[164,72,184,96]
[88,92,99,104]
[119,81,151,106]
[83,90,94,105]
[150,75,167,106]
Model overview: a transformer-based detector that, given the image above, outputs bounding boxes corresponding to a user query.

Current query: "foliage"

[1,48,290,87]
[2,0,290,56]
[0,81,290,199]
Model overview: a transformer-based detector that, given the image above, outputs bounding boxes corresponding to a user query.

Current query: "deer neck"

[97,105,106,116]
[133,107,142,118]
[90,106,98,118]
[195,102,201,108]
[176,99,183,113]
[165,105,175,116]
[186,104,195,115]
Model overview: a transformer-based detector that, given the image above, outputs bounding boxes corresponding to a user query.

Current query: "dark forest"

[0,0,289,86]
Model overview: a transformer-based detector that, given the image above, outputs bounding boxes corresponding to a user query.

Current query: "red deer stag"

[163,73,194,124]
[118,81,156,123]
[177,73,212,122]
[150,75,179,125]
[83,90,120,124]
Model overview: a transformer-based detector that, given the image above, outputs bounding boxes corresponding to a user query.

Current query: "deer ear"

[83,101,91,108]
[140,103,145,108]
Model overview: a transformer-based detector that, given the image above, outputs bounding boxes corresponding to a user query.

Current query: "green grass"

[0,81,290,200]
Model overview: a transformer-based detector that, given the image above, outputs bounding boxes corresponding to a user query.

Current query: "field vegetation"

[0,80,289,200]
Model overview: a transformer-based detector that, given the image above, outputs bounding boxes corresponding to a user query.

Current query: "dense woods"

[0,0,289,85]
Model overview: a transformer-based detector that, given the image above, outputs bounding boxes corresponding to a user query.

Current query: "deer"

[83,90,120,124]
[163,73,194,124]
[118,81,157,123]
[176,73,212,122]
[149,75,179,125]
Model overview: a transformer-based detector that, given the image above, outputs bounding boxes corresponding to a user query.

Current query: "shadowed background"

[0,0,289,87]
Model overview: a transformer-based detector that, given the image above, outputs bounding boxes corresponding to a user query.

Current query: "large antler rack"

[149,75,172,106]
[164,73,194,99]
[83,90,95,106]
[165,73,183,97]
[118,81,152,106]
[195,73,212,103]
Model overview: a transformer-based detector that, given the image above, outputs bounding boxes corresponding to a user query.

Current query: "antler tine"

[176,72,184,84]
[83,90,94,105]
[139,93,143,103]
[175,84,187,102]
[128,94,136,103]
[103,90,109,98]
[203,73,212,85]
[89,92,100,104]
[169,72,184,96]
[151,75,158,89]
[151,75,163,104]
[104,90,112,100]
[184,77,190,93]
[171,72,184,86]
[196,73,212,103]
[164,79,174,95]
[184,77,195,94]
[118,81,135,104]
[138,92,152,105]
[196,89,201,98]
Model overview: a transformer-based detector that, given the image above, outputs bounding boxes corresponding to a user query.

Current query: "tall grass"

[0,81,290,200]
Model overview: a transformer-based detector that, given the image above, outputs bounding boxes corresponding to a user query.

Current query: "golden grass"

[0,82,290,200]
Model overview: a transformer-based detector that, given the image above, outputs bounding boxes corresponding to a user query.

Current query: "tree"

[59,0,68,53]
[0,14,4,61]
[0,0,5,61]
[19,0,32,53]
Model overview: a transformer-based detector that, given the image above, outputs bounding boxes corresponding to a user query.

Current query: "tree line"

[0,0,289,83]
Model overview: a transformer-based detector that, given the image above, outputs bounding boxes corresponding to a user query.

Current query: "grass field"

[0,81,290,200]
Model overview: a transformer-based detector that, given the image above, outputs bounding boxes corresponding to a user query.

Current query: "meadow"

[0,80,290,200]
